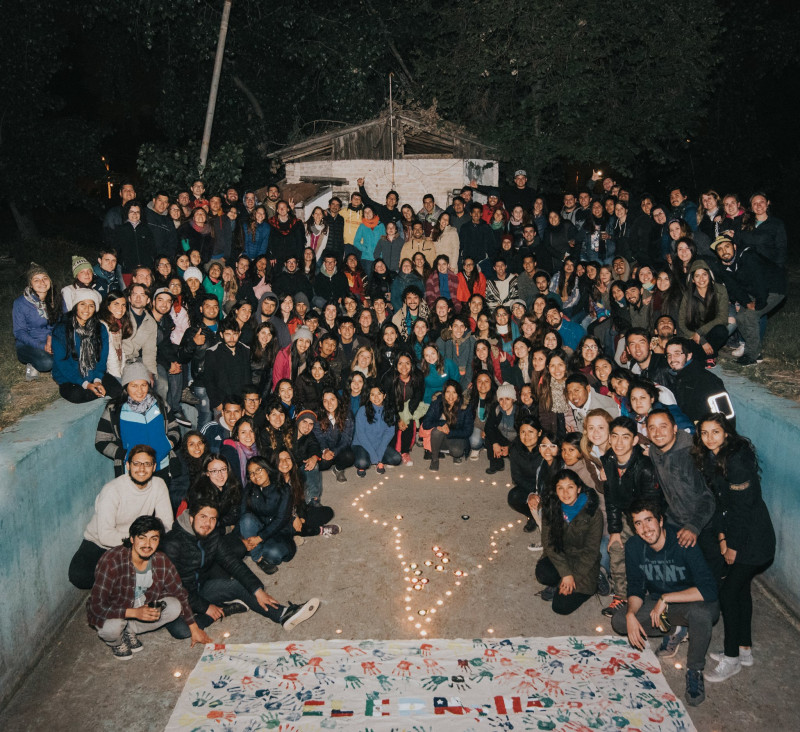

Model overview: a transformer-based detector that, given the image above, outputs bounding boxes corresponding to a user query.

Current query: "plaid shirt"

[86,545,193,629]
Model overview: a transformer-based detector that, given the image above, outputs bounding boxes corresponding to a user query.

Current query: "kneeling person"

[612,498,720,707]
[162,495,320,635]
[87,516,211,660]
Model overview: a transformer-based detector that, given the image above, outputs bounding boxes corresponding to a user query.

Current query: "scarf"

[24,287,48,319]
[269,215,295,234]
[75,321,100,377]
[561,492,588,523]
[126,392,157,415]
[224,438,258,484]
[190,220,212,236]
[361,216,381,230]
[490,219,505,231]
[550,379,568,413]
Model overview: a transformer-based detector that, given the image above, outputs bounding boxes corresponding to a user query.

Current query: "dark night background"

[0,0,797,247]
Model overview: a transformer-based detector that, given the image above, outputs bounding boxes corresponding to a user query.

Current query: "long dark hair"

[685,266,719,331]
[274,450,305,510]
[98,290,134,338]
[195,452,242,522]
[364,384,397,427]
[243,456,274,511]
[179,429,208,486]
[691,412,757,479]
[542,468,586,553]
[391,354,424,408]
[319,389,349,433]
[63,305,103,363]
[440,379,463,429]
[468,368,497,410]
[252,322,280,365]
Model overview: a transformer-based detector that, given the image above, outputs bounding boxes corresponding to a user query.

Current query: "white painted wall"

[285,158,498,213]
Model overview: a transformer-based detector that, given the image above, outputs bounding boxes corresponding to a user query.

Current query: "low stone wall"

[0,399,112,709]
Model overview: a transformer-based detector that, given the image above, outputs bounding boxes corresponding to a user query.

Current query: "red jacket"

[456,271,487,304]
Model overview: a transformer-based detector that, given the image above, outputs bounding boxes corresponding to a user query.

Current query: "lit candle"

[430,608,436,614]
[414,570,422,576]
[436,600,444,605]
[414,584,422,591]
[223,632,230,638]
[420,630,427,636]
[173,671,182,678]
[454,570,463,577]
[336,629,342,634]
[442,557,449,564]
[395,515,403,520]
[410,563,417,569]
[424,560,433,566]
[487,628,494,634]
[445,591,452,596]
[415,623,421,629]
[595,626,603,632]
[435,565,443,571]
[420,578,429,584]
[432,546,440,551]
[418,610,426,616]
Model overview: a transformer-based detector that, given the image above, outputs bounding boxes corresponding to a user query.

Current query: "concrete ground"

[2,456,799,731]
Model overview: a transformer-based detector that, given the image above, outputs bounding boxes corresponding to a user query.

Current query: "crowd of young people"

[12,171,781,707]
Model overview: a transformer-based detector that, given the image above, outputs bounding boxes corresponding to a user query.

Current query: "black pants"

[507,485,534,521]
[318,447,356,471]
[719,561,765,657]
[487,436,511,470]
[535,555,592,615]
[68,540,107,589]
[697,523,726,585]
[429,428,467,459]
[703,324,730,356]
[300,505,335,535]
[58,373,122,404]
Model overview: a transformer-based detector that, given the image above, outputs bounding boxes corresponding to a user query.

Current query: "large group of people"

[12,170,782,707]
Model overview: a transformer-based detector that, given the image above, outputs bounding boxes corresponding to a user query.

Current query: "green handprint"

[344,675,363,689]
[192,691,213,707]
[259,712,281,729]
[470,668,494,683]
[376,674,394,691]
[567,636,585,650]
[422,675,449,690]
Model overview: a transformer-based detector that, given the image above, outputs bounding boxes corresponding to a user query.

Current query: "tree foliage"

[137,140,244,193]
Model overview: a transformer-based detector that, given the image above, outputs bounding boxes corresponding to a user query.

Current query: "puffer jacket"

[601,446,662,535]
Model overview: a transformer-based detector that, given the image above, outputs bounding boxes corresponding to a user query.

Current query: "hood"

[688,258,716,281]
[177,510,195,535]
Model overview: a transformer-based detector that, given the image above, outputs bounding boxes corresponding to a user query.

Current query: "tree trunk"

[8,201,38,240]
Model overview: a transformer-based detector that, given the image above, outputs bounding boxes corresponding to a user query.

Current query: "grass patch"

[0,236,99,430]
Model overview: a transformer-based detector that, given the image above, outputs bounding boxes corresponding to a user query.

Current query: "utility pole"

[389,72,395,189]
[199,0,233,172]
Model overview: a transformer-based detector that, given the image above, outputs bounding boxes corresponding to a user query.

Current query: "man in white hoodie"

[68,445,173,590]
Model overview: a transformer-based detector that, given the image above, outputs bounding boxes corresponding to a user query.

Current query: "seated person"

[612,498,720,708]
[352,384,403,476]
[419,380,473,471]
[535,468,603,614]
[162,495,320,638]
[68,445,173,590]
[86,516,210,660]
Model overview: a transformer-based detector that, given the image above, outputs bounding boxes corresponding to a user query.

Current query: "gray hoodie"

[649,429,715,536]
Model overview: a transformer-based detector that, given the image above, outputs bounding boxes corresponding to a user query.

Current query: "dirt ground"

[2,457,799,731]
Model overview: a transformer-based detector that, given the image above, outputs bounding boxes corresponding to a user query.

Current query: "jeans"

[735,293,785,359]
[98,596,181,645]
[192,384,212,430]
[69,540,107,590]
[428,429,467,460]
[238,513,296,565]
[157,365,183,415]
[353,444,403,470]
[16,343,54,372]
[607,521,635,597]
[166,577,286,639]
[611,595,720,671]
[469,426,484,451]
[535,556,592,615]
[303,465,322,503]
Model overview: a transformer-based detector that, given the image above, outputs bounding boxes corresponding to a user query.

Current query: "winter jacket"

[601,446,661,535]
[203,341,252,409]
[114,222,155,274]
[162,511,264,616]
[323,212,345,253]
[736,215,787,270]
[434,227,460,268]
[390,272,425,312]
[51,321,109,387]
[671,357,727,423]
[203,276,224,308]
[717,245,785,309]
[425,270,461,310]
[267,217,306,265]
[678,262,730,343]
[12,293,53,350]
[649,430,715,536]
[353,405,396,464]
[420,396,474,440]
[342,206,363,246]
[352,221,386,262]
[313,414,355,455]
[272,269,314,302]
[295,371,335,414]
[95,392,180,475]
[485,275,519,309]
[240,479,294,539]
[455,271,487,304]
[423,359,460,403]
[436,334,475,389]
[509,439,543,489]
[178,322,221,384]
[700,443,775,566]
[357,185,403,228]
[459,221,495,264]
[92,264,125,299]
[314,266,350,304]
[542,221,580,273]
[373,235,404,272]
[400,237,436,267]
[243,221,271,260]
[123,310,158,377]
[541,487,603,595]
[146,205,179,259]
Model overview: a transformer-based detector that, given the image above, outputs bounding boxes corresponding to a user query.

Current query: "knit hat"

[293,326,314,343]
[296,409,317,426]
[496,382,517,401]
[183,266,203,283]
[26,262,50,286]
[72,256,92,278]
[71,288,102,310]
[121,360,152,386]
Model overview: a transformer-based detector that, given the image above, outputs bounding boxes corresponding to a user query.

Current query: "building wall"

[285,158,498,213]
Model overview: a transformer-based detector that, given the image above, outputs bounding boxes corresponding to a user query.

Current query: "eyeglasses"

[582,344,599,351]
[247,467,265,478]
[130,460,154,468]
[208,467,228,475]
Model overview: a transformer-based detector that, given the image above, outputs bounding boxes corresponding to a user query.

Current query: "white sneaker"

[469,450,480,461]
[25,364,40,381]
[704,655,742,683]
[709,648,753,667]
[731,343,746,358]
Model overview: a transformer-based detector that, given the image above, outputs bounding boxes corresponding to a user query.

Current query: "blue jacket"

[243,221,271,260]
[353,405,395,464]
[240,481,293,542]
[556,317,586,351]
[352,222,386,262]
[12,293,53,350]
[92,263,124,298]
[420,396,474,440]
[423,359,460,403]
[313,414,355,456]
[51,321,109,386]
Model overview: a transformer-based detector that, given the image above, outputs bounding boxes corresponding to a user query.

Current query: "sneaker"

[376,464,386,474]
[181,387,200,406]
[656,625,688,658]
[25,364,40,381]
[485,464,504,475]
[332,466,348,483]
[357,468,366,477]
[281,598,320,631]
[401,453,413,466]
[756,353,764,363]
[110,638,133,661]
[123,627,143,653]
[540,586,556,602]
[596,567,611,597]
[320,524,341,538]
[527,540,543,551]
[469,450,480,461]
[174,411,192,427]
[222,599,249,617]
[705,358,717,369]
[601,596,627,618]
[257,558,279,575]
[731,342,746,358]
[736,355,758,366]
[709,648,753,667]
[704,655,742,683]
[423,450,432,460]
[453,457,463,464]
[429,459,439,472]
[523,517,538,533]
[685,669,705,706]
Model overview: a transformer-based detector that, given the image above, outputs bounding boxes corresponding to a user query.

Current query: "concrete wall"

[719,368,800,614]
[285,158,498,213]
[0,399,112,708]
